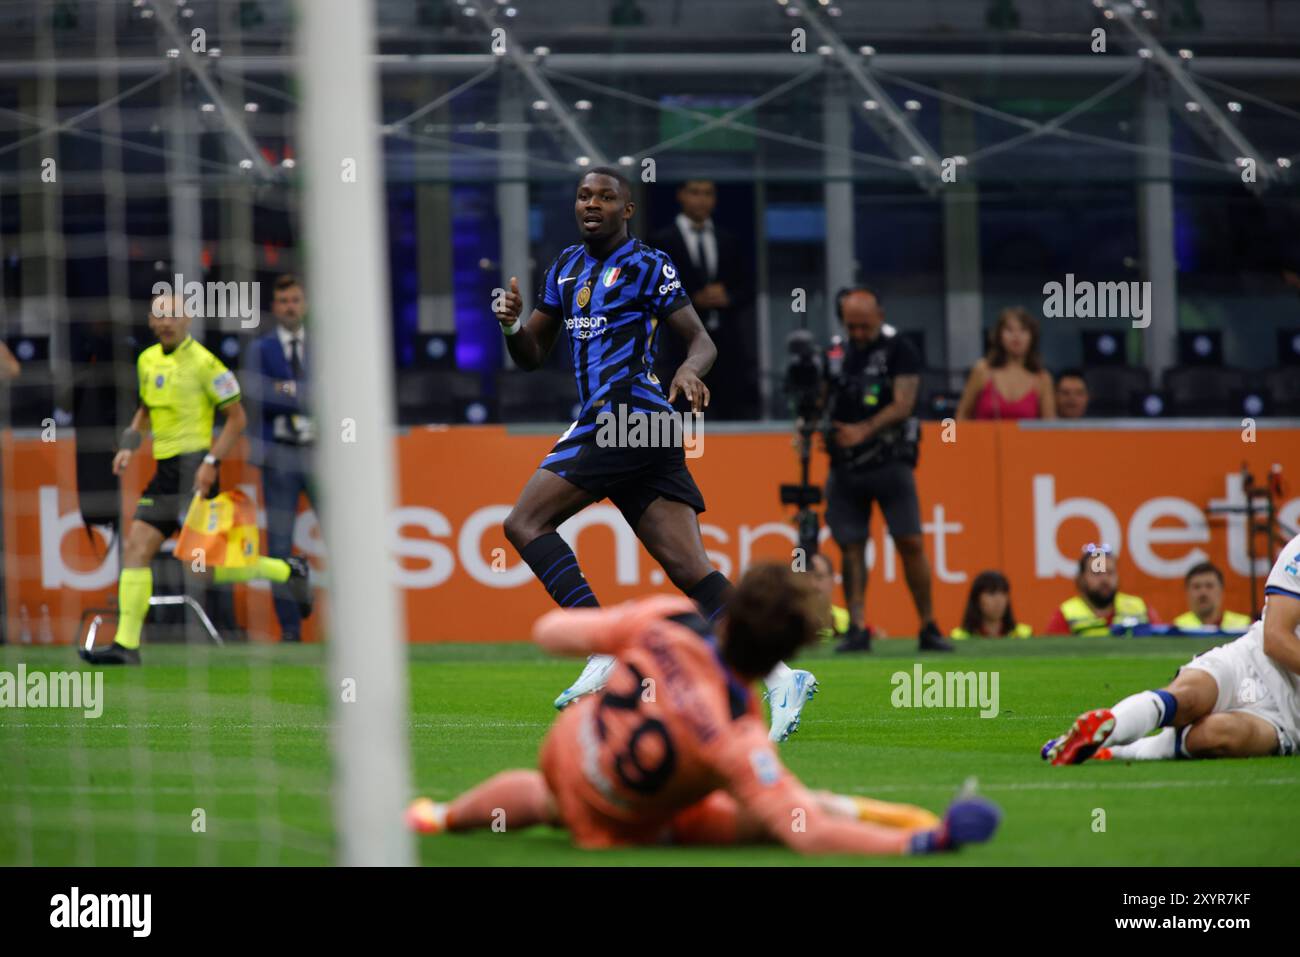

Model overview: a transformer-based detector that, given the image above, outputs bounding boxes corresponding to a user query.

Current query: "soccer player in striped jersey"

[1044,530,1300,764]
[494,167,817,742]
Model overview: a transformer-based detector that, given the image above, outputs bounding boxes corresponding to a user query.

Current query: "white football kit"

[1178,531,1300,755]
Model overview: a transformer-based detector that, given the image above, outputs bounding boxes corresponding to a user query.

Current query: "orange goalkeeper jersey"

[534,596,817,845]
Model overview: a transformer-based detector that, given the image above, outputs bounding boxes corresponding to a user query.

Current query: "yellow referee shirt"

[137,336,241,459]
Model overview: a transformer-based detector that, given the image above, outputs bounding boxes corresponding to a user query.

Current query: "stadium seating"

[396,368,483,425]
[496,369,582,424]
[1082,365,1150,417]
[1162,366,1246,417]
[1263,368,1300,416]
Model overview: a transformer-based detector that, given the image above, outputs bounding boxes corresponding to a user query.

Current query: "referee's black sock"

[687,570,733,625]
[520,532,599,608]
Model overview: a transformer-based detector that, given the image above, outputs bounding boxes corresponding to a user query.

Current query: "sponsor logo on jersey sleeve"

[662,263,676,280]
[213,370,241,400]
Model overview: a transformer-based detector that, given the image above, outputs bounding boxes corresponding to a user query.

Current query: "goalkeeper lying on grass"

[409,563,999,856]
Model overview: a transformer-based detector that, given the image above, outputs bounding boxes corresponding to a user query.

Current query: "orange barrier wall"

[5,422,1299,643]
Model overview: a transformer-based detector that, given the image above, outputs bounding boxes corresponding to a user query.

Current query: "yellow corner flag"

[175,489,261,568]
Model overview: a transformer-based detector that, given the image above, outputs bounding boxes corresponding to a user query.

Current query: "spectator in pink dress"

[955,307,1056,421]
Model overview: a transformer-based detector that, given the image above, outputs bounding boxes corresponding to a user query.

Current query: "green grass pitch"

[2,637,1297,866]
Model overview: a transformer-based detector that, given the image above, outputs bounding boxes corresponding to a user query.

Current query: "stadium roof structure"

[1,0,1298,190]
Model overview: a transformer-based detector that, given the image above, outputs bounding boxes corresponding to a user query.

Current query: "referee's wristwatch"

[202,453,219,467]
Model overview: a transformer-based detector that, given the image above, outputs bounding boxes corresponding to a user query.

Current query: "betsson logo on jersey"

[564,315,609,339]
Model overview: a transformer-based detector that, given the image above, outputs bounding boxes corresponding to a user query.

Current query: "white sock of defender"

[1107,690,1171,746]
[1108,727,1178,761]
[764,661,794,691]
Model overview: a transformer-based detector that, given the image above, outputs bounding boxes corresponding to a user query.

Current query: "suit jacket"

[242,331,313,468]
[649,221,758,419]
[649,220,754,316]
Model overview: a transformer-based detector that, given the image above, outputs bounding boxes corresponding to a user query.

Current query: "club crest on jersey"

[576,284,591,308]
[601,266,621,288]
[154,375,165,388]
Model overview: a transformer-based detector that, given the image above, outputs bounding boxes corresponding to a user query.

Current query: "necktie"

[692,225,720,329]
[289,338,303,379]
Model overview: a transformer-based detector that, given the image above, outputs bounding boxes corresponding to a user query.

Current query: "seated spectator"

[950,570,1032,640]
[808,551,851,641]
[1044,544,1161,636]
[1054,368,1089,419]
[1173,561,1252,632]
[956,307,1056,421]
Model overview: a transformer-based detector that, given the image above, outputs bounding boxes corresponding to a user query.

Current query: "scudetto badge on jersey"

[212,370,241,401]
[576,284,591,308]
[601,266,621,288]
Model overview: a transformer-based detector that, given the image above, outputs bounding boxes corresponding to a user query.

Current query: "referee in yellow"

[80,294,311,665]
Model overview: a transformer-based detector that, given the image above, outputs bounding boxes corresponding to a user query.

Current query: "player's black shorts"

[134,452,219,538]
[538,385,706,530]
[825,461,922,543]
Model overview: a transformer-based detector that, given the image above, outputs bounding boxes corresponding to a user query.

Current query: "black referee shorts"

[134,452,219,539]
[537,386,706,530]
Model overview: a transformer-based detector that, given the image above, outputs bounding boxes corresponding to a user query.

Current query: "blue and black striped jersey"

[537,236,690,414]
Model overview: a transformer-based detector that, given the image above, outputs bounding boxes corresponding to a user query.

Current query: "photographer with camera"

[815,288,951,653]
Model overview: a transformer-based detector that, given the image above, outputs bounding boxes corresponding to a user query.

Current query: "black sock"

[687,570,733,625]
[519,532,599,608]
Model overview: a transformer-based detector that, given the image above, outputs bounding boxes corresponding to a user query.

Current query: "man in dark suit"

[650,180,758,420]
[243,274,315,642]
